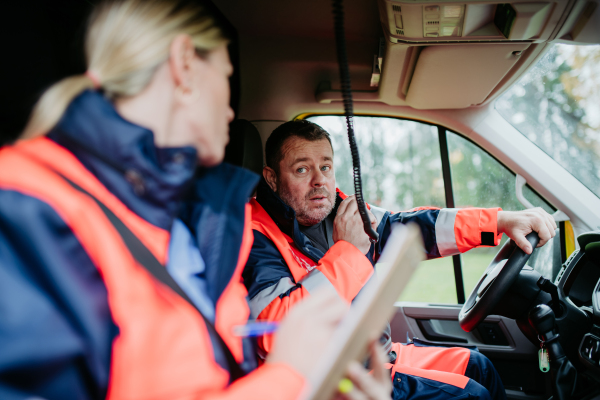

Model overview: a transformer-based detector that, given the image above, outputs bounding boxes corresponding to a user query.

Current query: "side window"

[308,115,458,303]
[447,131,555,297]
[305,116,556,304]
[308,116,445,210]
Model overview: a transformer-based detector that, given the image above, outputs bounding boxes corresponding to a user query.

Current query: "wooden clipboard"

[301,223,424,400]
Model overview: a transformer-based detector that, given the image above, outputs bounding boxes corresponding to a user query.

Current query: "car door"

[306,114,577,399]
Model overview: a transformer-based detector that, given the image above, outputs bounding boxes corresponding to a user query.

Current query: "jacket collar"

[182,163,260,302]
[255,178,343,262]
[255,178,298,237]
[46,90,262,302]
[48,90,197,230]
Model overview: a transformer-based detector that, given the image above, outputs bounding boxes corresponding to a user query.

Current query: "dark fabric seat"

[224,119,264,176]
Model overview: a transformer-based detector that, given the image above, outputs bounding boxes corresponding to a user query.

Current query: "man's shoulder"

[250,198,293,243]
[250,197,272,224]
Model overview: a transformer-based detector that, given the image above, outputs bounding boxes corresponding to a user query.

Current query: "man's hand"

[497,208,557,254]
[333,195,377,255]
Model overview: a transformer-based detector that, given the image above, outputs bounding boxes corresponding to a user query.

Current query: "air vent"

[396,29,404,35]
[392,5,402,13]
[427,21,440,25]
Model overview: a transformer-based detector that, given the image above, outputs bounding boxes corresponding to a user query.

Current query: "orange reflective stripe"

[318,241,373,302]
[393,342,470,376]
[250,199,310,282]
[387,343,469,389]
[14,138,170,264]
[215,203,254,362]
[454,208,502,253]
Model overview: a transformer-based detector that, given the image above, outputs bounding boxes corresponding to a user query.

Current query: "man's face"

[267,137,336,226]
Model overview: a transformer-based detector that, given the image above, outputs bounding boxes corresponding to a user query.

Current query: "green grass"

[398,250,497,304]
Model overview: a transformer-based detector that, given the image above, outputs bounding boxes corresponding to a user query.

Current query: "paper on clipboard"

[301,223,424,400]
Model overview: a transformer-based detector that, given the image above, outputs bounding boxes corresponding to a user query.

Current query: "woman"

[0,1,391,399]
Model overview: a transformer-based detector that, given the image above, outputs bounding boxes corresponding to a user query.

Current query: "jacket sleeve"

[0,190,117,400]
[370,204,503,259]
[242,230,373,355]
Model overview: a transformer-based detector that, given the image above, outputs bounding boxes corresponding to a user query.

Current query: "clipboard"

[302,223,424,400]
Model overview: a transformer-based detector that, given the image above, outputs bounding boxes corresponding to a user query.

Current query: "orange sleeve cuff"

[454,207,503,253]
[317,240,374,302]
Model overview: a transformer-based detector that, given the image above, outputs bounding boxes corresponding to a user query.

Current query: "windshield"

[495,44,600,198]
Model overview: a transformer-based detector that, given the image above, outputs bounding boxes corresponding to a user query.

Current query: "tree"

[496,44,600,198]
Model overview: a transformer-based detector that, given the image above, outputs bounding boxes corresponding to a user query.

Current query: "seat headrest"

[224,119,264,176]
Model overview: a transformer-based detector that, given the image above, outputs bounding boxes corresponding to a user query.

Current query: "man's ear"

[263,167,278,192]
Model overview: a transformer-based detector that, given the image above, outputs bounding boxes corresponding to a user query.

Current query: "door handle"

[416,319,468,343]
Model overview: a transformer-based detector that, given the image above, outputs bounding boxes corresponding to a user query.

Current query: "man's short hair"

[265,120,333,173]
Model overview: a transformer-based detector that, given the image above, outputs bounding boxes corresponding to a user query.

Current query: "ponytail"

[23,74,97,138]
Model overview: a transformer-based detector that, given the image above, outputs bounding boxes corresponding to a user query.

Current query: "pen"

[232,321,279,337]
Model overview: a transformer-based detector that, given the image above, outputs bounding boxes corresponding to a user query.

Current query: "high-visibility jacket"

[0,90,304,400]
[242,178,503,356]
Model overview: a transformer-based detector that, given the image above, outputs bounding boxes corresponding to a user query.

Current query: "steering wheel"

[459,232,540,332]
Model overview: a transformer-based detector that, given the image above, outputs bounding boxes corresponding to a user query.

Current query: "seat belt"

[75,180,247,382]
[23,151,246,383]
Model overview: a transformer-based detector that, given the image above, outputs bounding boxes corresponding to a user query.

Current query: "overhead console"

[378,0,598,44]
[380,0,555,43]
[317,0,599,109]
[385,0,599,109]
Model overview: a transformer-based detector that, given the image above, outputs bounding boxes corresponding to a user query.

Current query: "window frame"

[300,113,557,303]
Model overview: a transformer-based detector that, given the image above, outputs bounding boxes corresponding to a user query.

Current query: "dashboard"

[558,251,600,308]
[551,231,600,377]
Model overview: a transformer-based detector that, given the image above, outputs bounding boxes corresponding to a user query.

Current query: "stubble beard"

[277,185,335,226]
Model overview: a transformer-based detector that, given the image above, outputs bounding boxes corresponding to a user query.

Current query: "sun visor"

[405,43,530,109]
[555,0,600,44]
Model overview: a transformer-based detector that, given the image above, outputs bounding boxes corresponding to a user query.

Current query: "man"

[242,120,557,400]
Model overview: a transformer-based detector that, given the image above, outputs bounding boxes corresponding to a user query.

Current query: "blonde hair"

[23,0,227,138]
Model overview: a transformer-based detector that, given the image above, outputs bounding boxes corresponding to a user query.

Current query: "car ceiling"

[214,0,385,121]
[213,0,600,122]
[2,0,599,145]
[215,0,381,41]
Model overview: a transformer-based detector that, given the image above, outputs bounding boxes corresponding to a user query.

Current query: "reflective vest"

[0,138,304,399]
[249,196,374,355]
[247,183,502,359]
[249,194,483,392]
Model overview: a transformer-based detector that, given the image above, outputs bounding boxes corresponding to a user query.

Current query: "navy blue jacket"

[0,90,259,400]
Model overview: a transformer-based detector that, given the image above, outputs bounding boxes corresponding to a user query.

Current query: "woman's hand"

[266,289,348,377]
[334,340,393,400]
